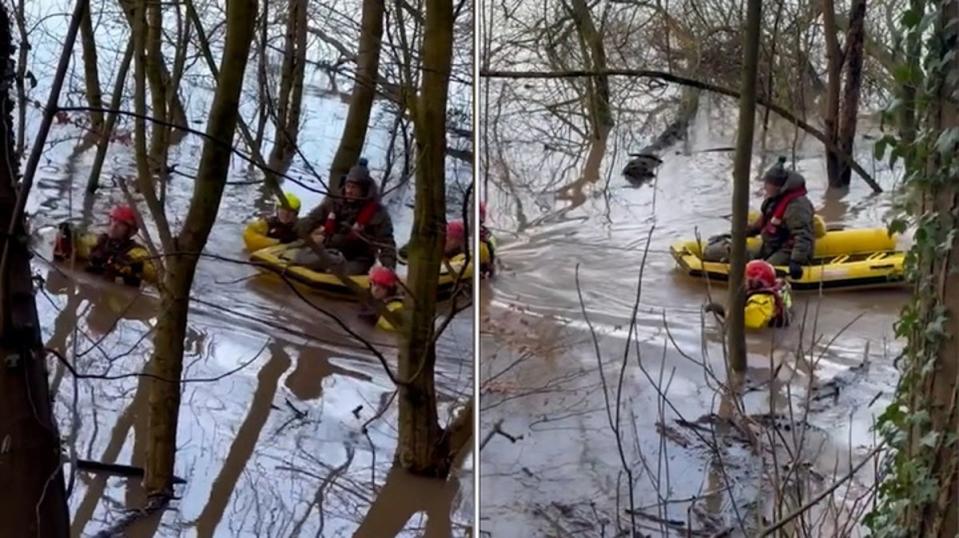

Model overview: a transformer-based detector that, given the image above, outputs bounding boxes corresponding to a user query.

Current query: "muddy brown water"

[26,90,472,536]
[479,97,907,537]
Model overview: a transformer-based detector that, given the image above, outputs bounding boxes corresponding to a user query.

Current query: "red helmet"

[369,266,398,288]
[745,260,777,290]
[479,202,487,222]
[447,220,466,241]
[110,205,138,231]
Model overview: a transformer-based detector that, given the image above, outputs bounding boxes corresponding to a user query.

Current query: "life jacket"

[322,201,380,242]
[265,216,298,243]
[87,234,145,286]
[746,281,792,328]
[756,187,808,242]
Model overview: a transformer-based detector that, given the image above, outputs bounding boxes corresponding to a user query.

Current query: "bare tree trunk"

[265,0,307,182]
[328,0,385,192]
[396,0,455,478]
[87,37,134,193]
[13,0,25,157]
[834,0,866,188]
[79,8,103,131]
[822,0,843,187]
[116,0,188,128]
[253,0,270,156]
[146,0,169,172]
[567,0,613,139]
[726,0,763,374]
[0,4,70,534]
[143,0,258,495]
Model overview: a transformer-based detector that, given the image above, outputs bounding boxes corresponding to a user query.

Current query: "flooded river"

[479,92,906,537]
[26,65,473,535]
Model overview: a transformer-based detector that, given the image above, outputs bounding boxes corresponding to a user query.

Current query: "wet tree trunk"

[143,0,258,495]
[822,0,842,187]
[396,0,455,477]
[328,0,384,192]
[87,37,134,193]
[146,0,169,173]
[116,0,188,129]
[253,0,270,156]
[79,8,103,131]
[567,0,613,139]
[726,0,763,374]
[0,5,70,534]
[265,0,307,183]
[834,0,866,188]
[823,0,867,188]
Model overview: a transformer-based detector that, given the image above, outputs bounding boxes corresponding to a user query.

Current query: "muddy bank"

[479,96,905,536]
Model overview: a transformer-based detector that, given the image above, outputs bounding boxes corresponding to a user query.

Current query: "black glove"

[788,261,803,280]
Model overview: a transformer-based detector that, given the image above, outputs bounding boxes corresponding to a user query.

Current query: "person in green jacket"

[293,159,398,274]
[747,158,816,279]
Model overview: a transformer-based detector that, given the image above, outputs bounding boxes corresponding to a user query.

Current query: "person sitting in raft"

[747,158,815,280]
[293,158,398,274]
[705,260,792,330]
[358,265,403,331]
[248,191,302,244]
[54,205,147,286]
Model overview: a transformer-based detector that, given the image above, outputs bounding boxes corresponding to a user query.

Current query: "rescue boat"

[249,243,474,299]
[670,227,907,290]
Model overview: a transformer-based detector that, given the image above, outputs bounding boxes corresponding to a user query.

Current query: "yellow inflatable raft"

[58,232,158,285]
[249,244,474,299]
[243,219,282,252]
[670,228,906,290]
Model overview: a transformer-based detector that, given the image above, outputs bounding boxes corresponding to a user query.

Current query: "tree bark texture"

[78,7,103,131]
[835,0,867,187]
[87,37,134,193]
[822,0,843,187]
[143,0,258,495]
[328,0,385,192]
[0,4,70,534]
[266,0,307,182]
[396,0,454,478]
[567,0,613,138]
[116,0,188,129]
[726,0,763,374]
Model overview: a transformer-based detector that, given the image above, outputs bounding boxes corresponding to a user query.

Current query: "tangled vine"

[866,1,959,536]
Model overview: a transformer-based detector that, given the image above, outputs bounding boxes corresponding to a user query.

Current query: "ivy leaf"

[920,431,940,448]
[935,127,959,157]
[902,9,922,28]
[888,218,908,235]
[874,135,897,161]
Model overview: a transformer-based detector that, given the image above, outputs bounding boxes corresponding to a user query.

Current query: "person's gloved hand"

[788,261,803,280]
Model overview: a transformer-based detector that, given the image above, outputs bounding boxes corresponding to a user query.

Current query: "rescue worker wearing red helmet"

[86,205,146,285]
[704,259,792,329]
[358,265,404,331]
[294,158,397,274]
[747,158,816,279]
[743,260,792,329]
